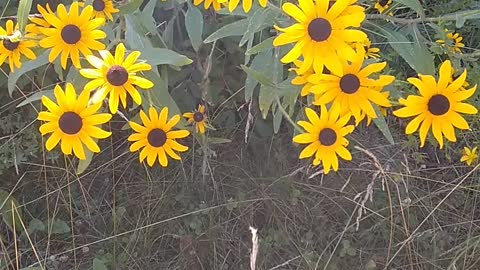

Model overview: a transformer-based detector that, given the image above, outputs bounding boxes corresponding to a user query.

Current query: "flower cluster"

[16,2,209,167]
[272,0,477,173]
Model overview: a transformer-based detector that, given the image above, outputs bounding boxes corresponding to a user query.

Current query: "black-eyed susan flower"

[80,0,119,21]
[436,30,464,54]
[80,43,154,114]
[37,83,112,160]
[357,39,380,59]
[374,0,392,14]
[183,105,208,134]
[393,60,478,149]
[290,60,315,97]
[355,90,389,126]
[273,0,367,75]
[0,20,36,72]
[293,105,354,174]
[308,49,394,124]
[228,0,266,13]
[194,0,226,11]
[128,107,190,167]
[36,2,106,69]
[29,5,54,34]
[461,147,478,166]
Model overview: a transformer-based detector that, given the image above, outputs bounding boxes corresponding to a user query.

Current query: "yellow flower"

[355,39,380,59]
[37,83,112,160]
[128,107,190,167]
[35,2,106,69]
[461,147,478,166]
[374,0,393,14]
[194,0,227,11]
[355,90,389,126]
[183,104,208,134]
[80,43,154,114]
[0,20,37,72]
[293,106,354,174]
[393,60,478,148]
[80,0,119,21]
[436,30,465,54]
[273,0,367,75]
[290,60,315,97]
[228,0,266,13]
[308,49,394,124]
[29,5,54,34]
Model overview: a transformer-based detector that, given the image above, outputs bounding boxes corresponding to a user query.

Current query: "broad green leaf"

[17,0,33,34]
[144,70,182,118]
[77,147,95,174]
[93,258,108,270]
[119,0,143,14]
[185,3,204,52]
[239,9,265,47]
[241,64,274,88]
[273,104,283,133]
[395,0,424,16]
[50,219,70,234]
[259,85,275,119]
[372,105,394,145]
[27,218,46,233]
[454,9,480,28]
[16,89,54,108]
[246,36,275,55]
[0,190,22,232]
[125,14,152,49]
[204,18,249,43]
[378,25,434,75]
[141,47,193,67]
[206,137,232,145]
[8,50,49,97]
[244,50,272,101]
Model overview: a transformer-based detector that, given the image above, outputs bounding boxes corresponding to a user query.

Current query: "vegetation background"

[2,0,480,269]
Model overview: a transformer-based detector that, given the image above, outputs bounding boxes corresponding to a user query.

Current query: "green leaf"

[119,0,143,14]
[77,147,95,174]
[273,105,283,133]
[378,25,434,75]
[241,64,274,88]
[246,36,275,55]
[244,50,272,101]
[454,9,480,28]
[395,0,424,16]
[16,89,54,108]
[140,47,193,67]
[372,105,394,145]
[17,0,33,34]
[185,3,204,52]
[0,190,22,232]
[50,219,70,234]
[259,85,275,119]
[144,70,182,118]
[206,137,232,145]
[27,218,46,234]
[20,267,43,270]
[93,258,108,270]
[8,50,49,97]
[204,18,249,43]
[124,14,152,49]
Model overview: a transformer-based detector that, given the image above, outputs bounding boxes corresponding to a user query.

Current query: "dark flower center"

[3,40,19,51]
[147,129,167,147]
[193,112,204,122]
[93,0,106,11]
[379,0,389,6]
[319,128,337,146]
[308,18,332,42]
[61,24,81,45]
[340,74,360,94]
[428,94,450,116]
[59,112,83,135]
[106,65,129,86]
